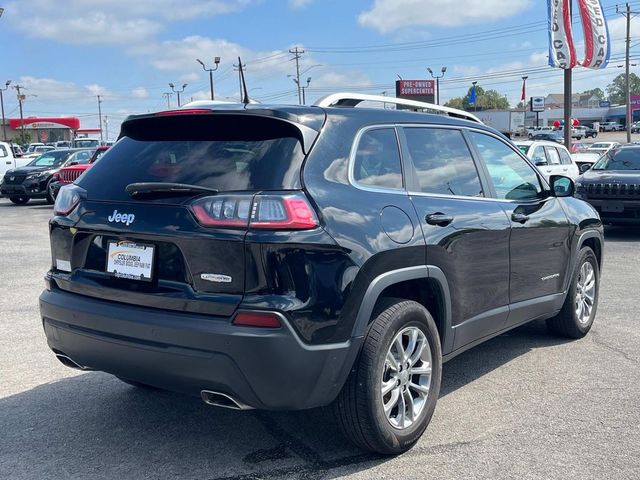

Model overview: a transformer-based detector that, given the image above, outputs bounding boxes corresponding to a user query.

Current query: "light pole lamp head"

[427,67,433,75]
[522,76,528,81]
[0,8,4,18]
[182,84,188,90]
[306,77,312,86]
[196,59,205,68]
[441,66,447,73]
[169,83,175,89]
[214,56,221,64]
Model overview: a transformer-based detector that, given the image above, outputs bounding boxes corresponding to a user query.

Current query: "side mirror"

[534,159,548,166]
[550,175,575,197]
[579,163,591,173]
[68,161,79,166]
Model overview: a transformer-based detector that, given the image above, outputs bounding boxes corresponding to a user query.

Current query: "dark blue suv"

[40,94,604,454]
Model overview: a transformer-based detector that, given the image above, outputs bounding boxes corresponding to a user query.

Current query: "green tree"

[13,131,32,146]
[445,86,510,110]
[582,88,605,100]
[606,73,640,104]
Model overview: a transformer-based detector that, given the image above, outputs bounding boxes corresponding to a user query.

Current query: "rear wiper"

[126,182,219,199]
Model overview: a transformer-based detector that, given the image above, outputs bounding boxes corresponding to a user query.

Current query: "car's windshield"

[74,139,99,148]
[27,151,71,167]
[590,143,609,149]
[593,149,640,170]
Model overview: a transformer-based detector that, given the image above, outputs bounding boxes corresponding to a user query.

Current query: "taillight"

[191,192,318,230]
[232,311,282,328]
[54,185,82,216]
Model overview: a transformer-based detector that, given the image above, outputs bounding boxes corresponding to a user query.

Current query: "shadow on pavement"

[0,321,568,480]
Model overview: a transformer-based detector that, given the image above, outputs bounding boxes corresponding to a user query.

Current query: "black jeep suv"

[40,95,604,455]
[576,145,640,224]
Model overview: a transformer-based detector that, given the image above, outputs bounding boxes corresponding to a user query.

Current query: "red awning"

[9,117,81,129]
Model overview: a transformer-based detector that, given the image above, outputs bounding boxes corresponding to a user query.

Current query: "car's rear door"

[400,126,512,351]
[467,130,571,329]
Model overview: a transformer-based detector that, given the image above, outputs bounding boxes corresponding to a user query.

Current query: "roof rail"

[314,92,482,124]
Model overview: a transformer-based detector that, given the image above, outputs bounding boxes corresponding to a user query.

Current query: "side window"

[469,132,543,201]
[558,148,573,165]
[531,147,547,164]
[404,128,483,197]
[544,147,561,165]
[0,145,7,158]
[353,128,403,190]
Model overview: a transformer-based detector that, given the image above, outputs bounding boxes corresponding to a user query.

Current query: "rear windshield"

[78,115,306,201]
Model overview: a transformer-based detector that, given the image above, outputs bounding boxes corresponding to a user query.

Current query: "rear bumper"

[39,286,360,410]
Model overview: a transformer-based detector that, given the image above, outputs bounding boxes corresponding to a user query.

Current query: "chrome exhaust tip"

[200,390,253,410]
[55,353,91,371]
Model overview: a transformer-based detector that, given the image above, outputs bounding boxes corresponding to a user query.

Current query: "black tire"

[547,247,599,339]
[9,196,29,205]
[333,300,442,455]
[115,376,160,390]
[46,179,56,204]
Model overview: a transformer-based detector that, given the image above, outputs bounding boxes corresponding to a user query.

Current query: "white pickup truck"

[0,141,32,179]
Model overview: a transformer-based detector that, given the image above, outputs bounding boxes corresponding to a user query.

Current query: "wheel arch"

[351,265,454,355]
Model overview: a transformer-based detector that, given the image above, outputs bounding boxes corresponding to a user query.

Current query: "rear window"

[78,114,307,201]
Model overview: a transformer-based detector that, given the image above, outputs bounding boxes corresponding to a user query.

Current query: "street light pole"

[196,57,221,100]
[301,77,311,105]
[0,80,11,142]
[13,85,26,144]
[169,83,188,107]
[96,95,103,143]
[427,66,447,105]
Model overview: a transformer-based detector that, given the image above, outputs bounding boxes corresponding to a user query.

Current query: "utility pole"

[13,85,25,144]
[169,83,188,107]
[96,95,103,143]
[162,92,173,108]
[472,81,478,112]
[289,47,304,104]
[563,2,573,148]
[103,115,109,143]
[618,3,638,143]
[0,80,10,142]
[197,57,221,100]
[233,61,247,100]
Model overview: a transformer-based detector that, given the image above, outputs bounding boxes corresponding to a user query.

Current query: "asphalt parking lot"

[1,198,639,480]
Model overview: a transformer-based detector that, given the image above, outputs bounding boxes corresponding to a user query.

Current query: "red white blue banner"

[577,0,610,69]
[548,0,577,69]
[547,0,610,70]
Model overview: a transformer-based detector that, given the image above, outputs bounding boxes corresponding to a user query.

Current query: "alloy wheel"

[575,261,596,325]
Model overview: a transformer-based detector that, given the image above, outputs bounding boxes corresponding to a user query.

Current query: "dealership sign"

[630,95,640,111]
[396,80,435,96]
[530,96,545,112]
[22,121,71,130]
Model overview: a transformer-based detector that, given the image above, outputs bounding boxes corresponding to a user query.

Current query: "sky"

[1,0,639,140]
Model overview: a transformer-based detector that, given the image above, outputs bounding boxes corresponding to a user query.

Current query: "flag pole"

[563,0,573,148]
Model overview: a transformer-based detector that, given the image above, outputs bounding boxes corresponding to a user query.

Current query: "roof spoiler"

[314,92,482,124]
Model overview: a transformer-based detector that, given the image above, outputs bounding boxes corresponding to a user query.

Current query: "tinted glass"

[404,128,482,197]
[0,145,7,157]
[544,147,561,165]
[469,132,543,201]
[593,148,640,170]
[558,148,573,165]
[28,151,72,167]
[73,151,93,164]
[517,145,530,155]
[353,128,403,189]
[80,137,305,201]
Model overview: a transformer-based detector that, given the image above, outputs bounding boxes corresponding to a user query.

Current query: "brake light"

[191,192,319,230]
[250,194,318,229]
[233,312,282,328]
[155,109,211,116]
[54,185,82,216]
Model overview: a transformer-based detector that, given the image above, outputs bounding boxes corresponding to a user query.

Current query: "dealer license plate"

[106,241,154,282]
[601,201,624,213]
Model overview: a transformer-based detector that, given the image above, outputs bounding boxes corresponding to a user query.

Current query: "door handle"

[425,213,454,226]
[511,213,530,224]
[5,161,11,165]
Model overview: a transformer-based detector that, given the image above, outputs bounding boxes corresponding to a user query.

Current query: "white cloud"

[289,0,313,9]
[4,0,250,45]
[131,87,149,99]
[358,0,533,33]
[13,77,111,102]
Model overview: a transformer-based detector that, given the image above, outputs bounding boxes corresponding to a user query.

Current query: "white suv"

[515,140,579,181]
